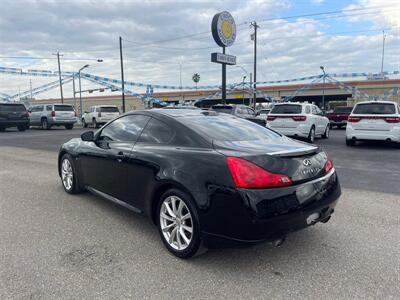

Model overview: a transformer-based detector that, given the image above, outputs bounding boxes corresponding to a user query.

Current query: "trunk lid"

[213,138,328,183]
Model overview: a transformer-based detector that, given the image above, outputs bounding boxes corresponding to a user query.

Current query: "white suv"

[267,103,330,143]
[346,101,400,146]
[82,105,120,128]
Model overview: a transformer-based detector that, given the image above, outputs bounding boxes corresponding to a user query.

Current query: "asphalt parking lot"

[0,127,399,299]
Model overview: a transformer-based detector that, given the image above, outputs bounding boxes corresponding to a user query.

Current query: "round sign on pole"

[211,11,236,47]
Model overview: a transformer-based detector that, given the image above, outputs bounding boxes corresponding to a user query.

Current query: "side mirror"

[81,131,94,142]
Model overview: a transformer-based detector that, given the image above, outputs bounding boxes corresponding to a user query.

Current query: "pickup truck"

[327,106,353,129]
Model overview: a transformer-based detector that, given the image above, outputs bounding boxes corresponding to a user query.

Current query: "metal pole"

[322,74,325,110]
[119,36,125,113]
[249,73,253,107]
[72,73,76,111]
[381,30,386,76]
[55,52,64,103]
[251,22,259,111]
[222,46,226,104]
[79,71,83,118]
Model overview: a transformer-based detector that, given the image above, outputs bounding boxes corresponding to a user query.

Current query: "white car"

[267,103,330,143]
[346,101,400,146]
[82,105,120,128]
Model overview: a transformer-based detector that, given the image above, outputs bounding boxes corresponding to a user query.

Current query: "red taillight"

[226,157,292,189]
[51,111,55,117]
[324,159,334,173]
[292,116,307,122]
[74,111,77,117]
[348,116,361,123]
[384,117,400,123]
[267,116,276,121]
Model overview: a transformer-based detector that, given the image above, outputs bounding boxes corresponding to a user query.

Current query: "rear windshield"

[0,104,26,112]
[179,115,281,141]
[54,105,74,111]
[271,104,302,114]
[211,106,233,114]
[334,107,353,113]
[101,107,119,113]
[353,103,396,115]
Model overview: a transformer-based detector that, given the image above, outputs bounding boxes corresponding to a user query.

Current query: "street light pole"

[320,66,326,111]
[119,36,125,113]
[242,76,246,105]
[78,64,89,119]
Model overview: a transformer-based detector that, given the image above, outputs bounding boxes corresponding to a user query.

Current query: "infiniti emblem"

[303,159,312,166]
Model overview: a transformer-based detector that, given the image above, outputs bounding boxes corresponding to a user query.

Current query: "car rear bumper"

[0,119,29,128]
[200,169,341,247]
[330,120,347,126]
[48,117,77,125]
[267,125,310,138]
[346,126,400,142]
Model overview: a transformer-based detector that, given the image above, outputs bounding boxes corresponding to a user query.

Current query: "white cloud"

[0,0,398,100]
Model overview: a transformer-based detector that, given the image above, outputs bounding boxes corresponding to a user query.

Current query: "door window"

[137,117,174,144]
[98,115,150,142]
[312,106,318,115]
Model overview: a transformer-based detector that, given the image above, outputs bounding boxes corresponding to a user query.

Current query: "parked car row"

[0,103,120,131]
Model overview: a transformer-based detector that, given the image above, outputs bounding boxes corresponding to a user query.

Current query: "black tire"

[17,126,26,132]
[82,119,87,128]
[65,124,74,130]
[41,118,50,130]
[306,126,315,143]
[60,154,84,194]
[93,118,98,128]
[346,138,356,146]
[322,125,329,139]
[156,188,203,259]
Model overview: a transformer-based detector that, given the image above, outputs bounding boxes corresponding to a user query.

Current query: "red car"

[327,106,353,129]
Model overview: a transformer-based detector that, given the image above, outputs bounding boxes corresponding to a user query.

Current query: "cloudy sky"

[0,0,399,99]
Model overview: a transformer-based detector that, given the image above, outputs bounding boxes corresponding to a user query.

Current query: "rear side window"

[54,105,74,111]
[353,103,396,115]
[0,104,26,112]
[138,117,173,144]
[46,105,52,111]
[100,107,119,113]
[99,115,150,142]
[180,115,281,141]
[271,104,302,114]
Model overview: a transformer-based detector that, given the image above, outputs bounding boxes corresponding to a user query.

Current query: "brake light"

[267,116,276,121]
[324,159,334,173]
[348,116,361,123]
[292,116,307,122]
[51,111,55,117]
[384,117,400,123]
[226,157,292,189]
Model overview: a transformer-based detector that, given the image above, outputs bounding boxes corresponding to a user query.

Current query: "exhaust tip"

[272,236,286,247]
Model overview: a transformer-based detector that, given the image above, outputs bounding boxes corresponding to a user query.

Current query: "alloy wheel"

[61,158,73,191]
[159,196,193,251]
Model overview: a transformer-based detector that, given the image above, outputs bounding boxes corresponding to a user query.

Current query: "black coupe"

[58,109,341,258]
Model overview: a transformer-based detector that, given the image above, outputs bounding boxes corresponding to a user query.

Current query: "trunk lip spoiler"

[267,146,319,157]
